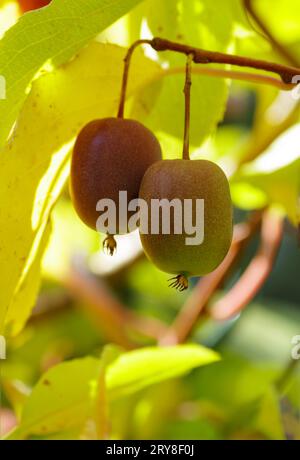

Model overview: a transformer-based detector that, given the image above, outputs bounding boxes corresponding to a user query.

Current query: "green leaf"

[7,357,101,440]
[42,199,99,280]
[0,0,143,148]
[231,124,300,224]
[130,0,236,148]
[4,222,51,337]
[226,388,285,440]
[6,345,219,440]
[0,42,161,336]
[255,0,300,46]
[106,344,220,399]
[255,387,285,440]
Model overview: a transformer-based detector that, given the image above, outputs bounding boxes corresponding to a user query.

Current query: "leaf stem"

[182,54,193,161]
[163,66,294,91]
[160,211,263,345]
[210,210,283,321]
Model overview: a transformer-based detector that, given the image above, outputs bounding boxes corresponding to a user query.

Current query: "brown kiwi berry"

[139,159,233,290]
[70,118,162,251]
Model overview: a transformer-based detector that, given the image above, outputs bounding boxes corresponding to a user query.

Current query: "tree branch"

[118,37,300,120]
[151,37,300,84]
[159,212,263,345]
[210,210,283,321]
[63,263,168,349]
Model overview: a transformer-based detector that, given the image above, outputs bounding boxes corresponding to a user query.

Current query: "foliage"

[0,0,299,441]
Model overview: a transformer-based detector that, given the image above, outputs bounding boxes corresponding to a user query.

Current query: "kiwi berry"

[139,159,233,290]
[18,0,51,12]
[70,118,162,252]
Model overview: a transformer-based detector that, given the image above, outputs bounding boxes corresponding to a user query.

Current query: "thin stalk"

[117,39,152,118]
[117,37,300,120]
[182,54,193,160]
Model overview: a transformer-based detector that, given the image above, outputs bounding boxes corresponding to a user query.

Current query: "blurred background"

[0,0,299,440]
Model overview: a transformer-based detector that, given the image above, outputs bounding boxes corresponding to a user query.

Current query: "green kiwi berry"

[139,159,233,290]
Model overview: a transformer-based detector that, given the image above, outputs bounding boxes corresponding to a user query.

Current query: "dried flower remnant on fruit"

[103,235,117,256]
[139,160,233,290]
[70,118,162,255]
[169,275,189,292]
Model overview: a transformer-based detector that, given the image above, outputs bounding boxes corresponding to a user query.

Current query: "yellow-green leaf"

[0,0,143,148]
[6,345,219,440]
[106,344,220,399]
[7,357,101,440]
[231,124,300,224]
[130,0,236,147]
[0,42,161,336]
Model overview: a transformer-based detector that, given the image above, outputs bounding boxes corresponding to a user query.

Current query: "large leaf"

[0,42,161,336]
[255,388,285,440]
[255,0,300,46]
[7,357,102,440]
[3,222,52,337]
[227,387,285,440]
[0,0,143,148]
[6,345,219,440]
[106,344,220,399]
[231,124,300,224]
[130,0,237,149]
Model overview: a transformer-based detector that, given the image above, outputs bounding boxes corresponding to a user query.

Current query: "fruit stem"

[182,54,193,161]
[150,37,300,84]
[118,35,300,120]
[117,39,152,118]
[125,38,300,86]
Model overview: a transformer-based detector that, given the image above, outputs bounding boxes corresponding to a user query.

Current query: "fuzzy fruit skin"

[139,159,233,276]
[70,118,162,233]
[18,0,51,12]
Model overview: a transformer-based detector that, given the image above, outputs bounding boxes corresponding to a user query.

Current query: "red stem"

[211,211,283,321]
[160,212,263,345]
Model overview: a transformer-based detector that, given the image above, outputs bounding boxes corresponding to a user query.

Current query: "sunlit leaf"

[106,344,220,399]
[6,344,219,439]
[255,0,300,46]
[255,387,285,440]
[231,124,300,223]
[42,199,99,280]
[130,0,237,148]
[7,357,101,440]
[4,222,51,337]
[0,42,161,336]
[0,0,19,38]
[0,0,143,148]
